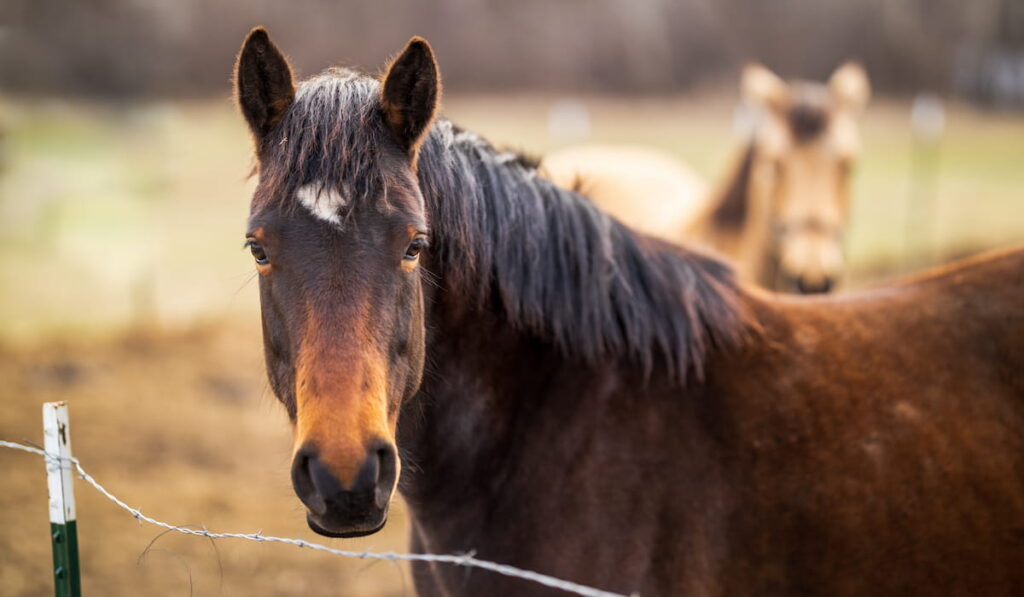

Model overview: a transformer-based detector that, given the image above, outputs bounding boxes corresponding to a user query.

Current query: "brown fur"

[402,245,1024,596]
[380,37,442,161]
[235,28,295,149]
[294,309,393,487]
[235,33,1024,595]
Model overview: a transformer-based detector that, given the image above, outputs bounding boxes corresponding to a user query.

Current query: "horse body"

[715,252,1024,594]
[234,31,1024,596]
[404,246,1024,596]
[540,144,711,244]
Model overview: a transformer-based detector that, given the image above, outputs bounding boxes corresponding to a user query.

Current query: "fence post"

[43,401,82,597]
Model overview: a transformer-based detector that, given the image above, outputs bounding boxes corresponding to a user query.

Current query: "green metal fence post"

[43,401,81,597]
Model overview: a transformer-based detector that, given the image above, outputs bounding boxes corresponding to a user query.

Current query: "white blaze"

[296,183,347,226]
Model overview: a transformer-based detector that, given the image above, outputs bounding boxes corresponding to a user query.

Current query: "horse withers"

[543,63,871,294]
[235,29,1024,596]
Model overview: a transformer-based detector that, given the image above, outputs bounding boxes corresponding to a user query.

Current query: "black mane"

[258,69,751,381]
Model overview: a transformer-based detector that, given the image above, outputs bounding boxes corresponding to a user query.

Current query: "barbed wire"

[0,440,633,597]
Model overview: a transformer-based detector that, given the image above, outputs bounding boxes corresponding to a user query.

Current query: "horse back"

[701,247,1024,594]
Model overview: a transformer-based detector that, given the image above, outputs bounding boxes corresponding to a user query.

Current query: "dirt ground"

[0,322,414,597]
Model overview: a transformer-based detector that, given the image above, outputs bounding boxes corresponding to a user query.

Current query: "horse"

[542,63,871,294]
[539,144,710,244]
[235,29,1024,596]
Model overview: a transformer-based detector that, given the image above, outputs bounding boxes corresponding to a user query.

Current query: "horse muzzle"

[291,440,397,537]
[793,274,835,294]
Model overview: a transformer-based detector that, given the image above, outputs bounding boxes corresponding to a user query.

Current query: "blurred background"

[1,1,1022,595]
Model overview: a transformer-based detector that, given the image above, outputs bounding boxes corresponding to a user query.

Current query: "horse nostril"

[291,447,327,515]
[373,442,398,509]
[292,441,398,519]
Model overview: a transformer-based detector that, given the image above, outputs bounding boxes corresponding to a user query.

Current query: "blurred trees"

[1,0,1022,103]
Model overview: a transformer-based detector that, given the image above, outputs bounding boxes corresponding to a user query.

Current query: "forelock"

[254,68,395,218]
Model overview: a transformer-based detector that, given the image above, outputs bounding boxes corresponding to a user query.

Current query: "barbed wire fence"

[0,435,634,597]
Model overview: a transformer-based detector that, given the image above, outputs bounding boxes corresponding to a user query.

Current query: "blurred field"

[1,93,1022,596]
[2,93,1022,339]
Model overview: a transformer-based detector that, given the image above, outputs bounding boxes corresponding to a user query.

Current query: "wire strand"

[0,440,633,597]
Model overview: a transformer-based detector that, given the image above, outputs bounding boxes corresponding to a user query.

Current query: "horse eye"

[404,237,428,261]
[247,240,270,265]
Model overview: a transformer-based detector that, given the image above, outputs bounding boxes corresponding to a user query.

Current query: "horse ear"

[742,63,789,113]
[235,27,295,145]
[380,37,441,157]
[829,62,871,114]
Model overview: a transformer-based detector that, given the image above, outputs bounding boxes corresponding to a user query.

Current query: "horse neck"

[397,300,585,512]
[397,119,751,518]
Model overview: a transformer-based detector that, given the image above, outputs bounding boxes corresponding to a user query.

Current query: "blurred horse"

[235,29,1024,596]
[542,63,870,293]
[541,144,710,243]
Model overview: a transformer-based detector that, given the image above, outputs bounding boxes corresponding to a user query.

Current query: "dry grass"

[0,323,414,597]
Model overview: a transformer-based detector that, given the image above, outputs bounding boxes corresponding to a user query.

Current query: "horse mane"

[710,142,756,232]
[258,68,752,382]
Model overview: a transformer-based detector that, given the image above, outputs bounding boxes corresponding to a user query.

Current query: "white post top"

[43,401,76,524]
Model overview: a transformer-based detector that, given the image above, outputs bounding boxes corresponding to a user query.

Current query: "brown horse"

[236,29,1024,596]
[543,63,870,294]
